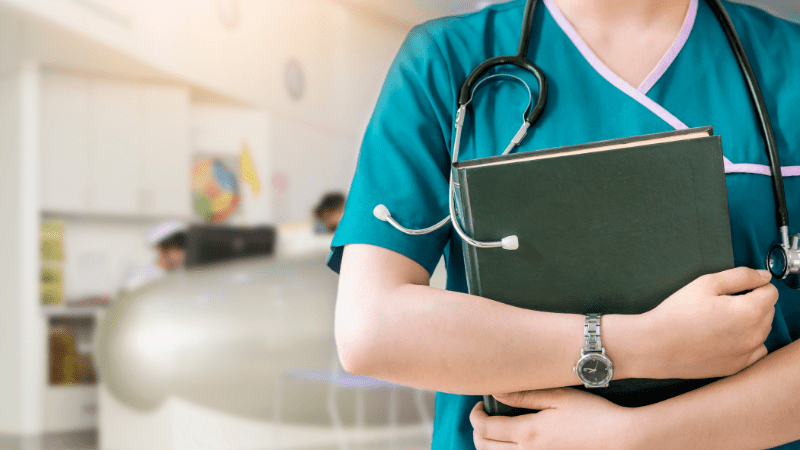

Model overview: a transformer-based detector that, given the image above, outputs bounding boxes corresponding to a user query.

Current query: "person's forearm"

[336,245,773,396]
[632,339,800,450]
[336,280,648,395]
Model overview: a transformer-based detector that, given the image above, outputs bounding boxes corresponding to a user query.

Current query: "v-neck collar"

[539,0,696,130]
[539,0,800,176]
[542,0,698,95]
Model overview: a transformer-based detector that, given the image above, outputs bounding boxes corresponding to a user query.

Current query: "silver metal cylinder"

[96,251,339,419]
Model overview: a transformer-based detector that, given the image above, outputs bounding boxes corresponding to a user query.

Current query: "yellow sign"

[240,142,261,196]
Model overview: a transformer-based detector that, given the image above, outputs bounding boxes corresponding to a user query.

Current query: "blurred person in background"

[314,192,345,234]
[124,220,187,292]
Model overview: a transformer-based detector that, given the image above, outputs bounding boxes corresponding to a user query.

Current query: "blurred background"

[0,0,797,449]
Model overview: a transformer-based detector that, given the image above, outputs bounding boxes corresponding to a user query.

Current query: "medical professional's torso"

[329,1,800,448]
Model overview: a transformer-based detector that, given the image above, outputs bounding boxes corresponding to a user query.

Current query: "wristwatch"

[574,314,614,388]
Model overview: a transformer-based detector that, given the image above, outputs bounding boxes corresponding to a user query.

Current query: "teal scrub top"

[328,0,800,448]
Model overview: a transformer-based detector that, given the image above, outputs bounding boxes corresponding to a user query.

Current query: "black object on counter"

[184,225,276,267]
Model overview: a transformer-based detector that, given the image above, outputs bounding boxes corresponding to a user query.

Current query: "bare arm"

[470,339,800,450]
[335,244,775,395]
[337,244,588,394]
[633,339,800,450]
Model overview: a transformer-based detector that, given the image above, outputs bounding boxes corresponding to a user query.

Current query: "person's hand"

[641,267,777,379]
[470,389,638,450]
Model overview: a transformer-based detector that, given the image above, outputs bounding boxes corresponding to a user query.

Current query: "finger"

[493,388,585,410]
[726,282,778,320]
[732,280,779,302]
[470,402,528,443]
[473,431,521,450]
[710,267,771,295]
[470,401,488,426]
[470,402,523,442]
[751,281,780,307]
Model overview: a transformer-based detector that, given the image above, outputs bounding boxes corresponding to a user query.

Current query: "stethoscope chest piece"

[768,234,800,289]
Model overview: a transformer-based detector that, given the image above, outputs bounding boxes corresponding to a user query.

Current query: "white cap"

[146,220,187,246]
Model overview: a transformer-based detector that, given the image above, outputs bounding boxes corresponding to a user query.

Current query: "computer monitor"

[184,225,276,267]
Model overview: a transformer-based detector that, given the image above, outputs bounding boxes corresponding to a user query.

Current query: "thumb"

[711,267,771,295]
[745,344,769,367]
[493,388,573,411]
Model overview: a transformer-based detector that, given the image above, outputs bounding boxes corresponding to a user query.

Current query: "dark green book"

[451,127,734,415]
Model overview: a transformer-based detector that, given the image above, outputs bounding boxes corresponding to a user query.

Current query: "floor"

[0,429,433,450]
[0,431,97,450]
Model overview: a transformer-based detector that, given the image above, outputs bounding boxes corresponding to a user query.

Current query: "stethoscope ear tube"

[375,68,541,250]
[374,0,545,252]
[456,0,545,124]
[457,56,548,126]
[372,185,519,249]
[373,101,522,250]
[374,0,800,288]
[707,0,800,288]
[447,170,519,250]
[706,0,787,234]
[372,204,451,236]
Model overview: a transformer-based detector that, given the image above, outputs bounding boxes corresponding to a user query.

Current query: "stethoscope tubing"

[704,0,789,246]
[452,0,790,250]
[457,0,544,123]
[375,0,797,283]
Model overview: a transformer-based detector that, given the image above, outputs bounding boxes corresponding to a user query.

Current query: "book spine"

[453,167,481,297]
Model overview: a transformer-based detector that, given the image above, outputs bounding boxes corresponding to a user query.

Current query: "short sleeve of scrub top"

[329,1,800,449]
[327,26,456,276]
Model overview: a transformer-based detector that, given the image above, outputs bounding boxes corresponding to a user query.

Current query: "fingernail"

[760,270,772,280]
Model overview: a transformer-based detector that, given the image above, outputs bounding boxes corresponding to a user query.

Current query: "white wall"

[2,0,411,224]
[131,1,410,223]
[0,65,24,436]
[268,7,408,223]
[1,0,405,130]
[0,9,21,76]
[0,62,46,436]
[271,116,359,223]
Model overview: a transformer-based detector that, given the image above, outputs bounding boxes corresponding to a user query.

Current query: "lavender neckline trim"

[541,0,800,177]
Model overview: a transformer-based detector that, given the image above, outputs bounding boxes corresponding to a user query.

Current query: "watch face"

[576,353,613,387]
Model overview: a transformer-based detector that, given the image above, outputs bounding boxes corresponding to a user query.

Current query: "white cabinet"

[40,74,92,213]
[89,80,142,215]
[40,74,191,218]
[139,86,191,218]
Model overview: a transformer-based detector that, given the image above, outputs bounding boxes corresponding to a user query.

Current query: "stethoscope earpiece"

[373,204,391,222]
[372,71,535,251]
[374,204,452,236]
[501,236,519,251]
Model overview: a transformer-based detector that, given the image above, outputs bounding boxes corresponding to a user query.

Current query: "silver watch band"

[583,313,602,353]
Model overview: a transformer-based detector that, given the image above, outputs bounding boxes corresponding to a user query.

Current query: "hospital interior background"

[0,0,798,449]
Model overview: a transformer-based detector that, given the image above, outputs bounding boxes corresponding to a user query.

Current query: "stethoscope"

[373,0,800,289]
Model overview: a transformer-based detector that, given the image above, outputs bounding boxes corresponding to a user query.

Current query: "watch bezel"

[575,351,614,388]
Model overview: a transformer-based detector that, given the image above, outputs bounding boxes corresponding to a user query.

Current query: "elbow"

[335,335,369,376]
[334,307,383,377]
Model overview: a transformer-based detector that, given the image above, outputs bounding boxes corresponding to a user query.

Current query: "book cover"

[451,127,734,414]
